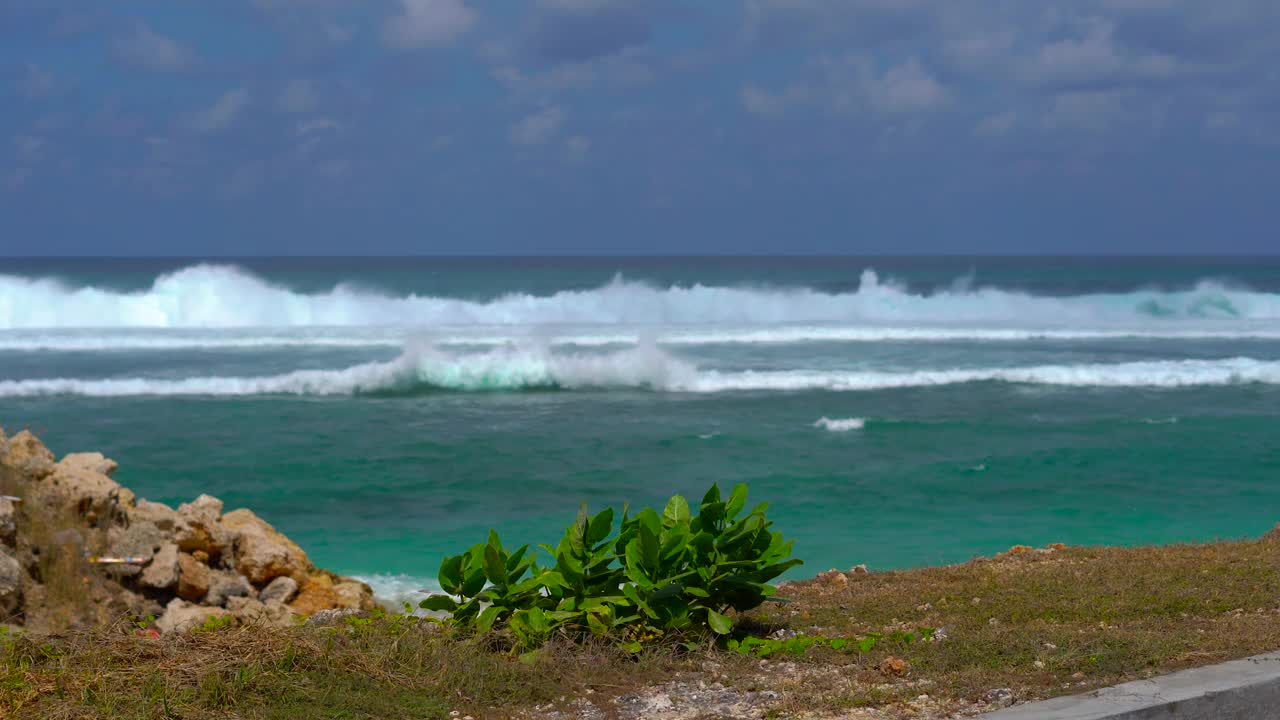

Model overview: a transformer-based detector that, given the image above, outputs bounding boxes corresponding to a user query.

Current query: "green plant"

[420,483,802,648]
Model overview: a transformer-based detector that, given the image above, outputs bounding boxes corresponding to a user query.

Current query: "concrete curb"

[979,651,1280,719]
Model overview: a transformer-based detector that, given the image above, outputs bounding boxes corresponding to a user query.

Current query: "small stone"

[1047,543,1068,551]
[879,656,909,677]
[984,688,1014,708]
[177,553,210,602]
[205,573,253,607]
[1071,671,1085,680]
[260,576,299,604]
[850,564,868,574]
[155,598,232,634]
[1033,660,1045,669]
[140,543,180,590]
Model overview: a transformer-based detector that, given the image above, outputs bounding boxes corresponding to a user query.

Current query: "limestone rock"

[289,584,341,615]
[0,549,21,616]
[105,521,172,578]
[177,553,210,602]
[0,430,55,477]
[227,596,296,628]
[128,500,182,534]
[332,581,377,611]
[0,498,15,545]
[205,572,253,607]
[175,495,230,559]
[259,576,299,604]
[140,543,180,591]
[40,453,134,518]
[222,508,312,585]
[155,598,231,634]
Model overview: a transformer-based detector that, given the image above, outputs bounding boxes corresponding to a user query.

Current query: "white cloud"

[564,134,591,162]
[383,0,476,50]
[188,89,250,133]
[509,106,566,145]
[867,58,947,113]
[740,84,808,117]
[1027,18,1179,89]
[113,22,193,72]
[279,80,318,113]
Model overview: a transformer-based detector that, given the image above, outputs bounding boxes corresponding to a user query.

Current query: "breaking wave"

[3,263,1280,331]
[814,417,867,432]
[3,347,1280,397]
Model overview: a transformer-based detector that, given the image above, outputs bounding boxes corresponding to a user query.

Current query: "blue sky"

[1,0,1278,256]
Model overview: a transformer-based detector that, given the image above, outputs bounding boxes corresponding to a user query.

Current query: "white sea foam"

[7,326,1280,353]
[3,263,1280,331]
[2,349,1280,397]
[352,574,440,612]
[814,417,867,431]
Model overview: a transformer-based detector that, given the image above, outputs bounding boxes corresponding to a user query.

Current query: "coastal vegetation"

[6,430,1280,718]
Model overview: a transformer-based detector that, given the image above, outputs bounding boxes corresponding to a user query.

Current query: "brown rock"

[177,553,210,602]
[816,569,849,586]
[1047,543,1068,551]
[227,596,297,628]
[140,543,180,590]
[222,508,313,585]
[128,500,182,533]
[0,548,21,615]
[37,452,134,518]
[105,521,172,578]
[850,564,869,574]
[332,581,377,611]
[175,495,230,559]
[0,498,15,544]
[289,584,341,615]
[155,598,231,634]
[1006,545,1033,555]
[879,656,910,677]
[0,430,56,477]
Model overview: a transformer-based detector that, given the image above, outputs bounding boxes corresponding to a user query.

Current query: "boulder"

[0,549,21,616]
[0,498,15,545]
[227,596,296,628]
[39,453,134,518]
[140,543,180,591]
[105,522,172,578]
[128,500,182,534]
[175,495,230,559]
[222,508,312,585]
[155,598,231,634]
[289,584,341,615]
[205,572,253,607]
[0,430,55,477]
[259,576,299,604]
[332,581,377,611]
[176,553,210,602]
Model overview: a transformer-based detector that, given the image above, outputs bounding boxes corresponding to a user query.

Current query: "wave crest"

[3,264,1280,330]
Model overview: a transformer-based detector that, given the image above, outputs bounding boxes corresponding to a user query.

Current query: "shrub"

[420,483,802,648]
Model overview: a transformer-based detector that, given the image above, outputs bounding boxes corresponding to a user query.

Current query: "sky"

[1,0,1278,256]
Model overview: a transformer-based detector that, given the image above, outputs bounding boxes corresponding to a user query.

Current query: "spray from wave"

[814,417,867,432]
[3,346,1280,398]
[3,263,1280,331]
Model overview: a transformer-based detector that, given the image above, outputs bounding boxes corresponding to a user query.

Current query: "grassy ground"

[5,535,1280,719]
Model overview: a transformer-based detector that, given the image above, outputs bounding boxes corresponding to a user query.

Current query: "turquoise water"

[2,258,1278,603]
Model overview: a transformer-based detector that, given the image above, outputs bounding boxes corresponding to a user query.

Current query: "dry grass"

[4,535,1280,719]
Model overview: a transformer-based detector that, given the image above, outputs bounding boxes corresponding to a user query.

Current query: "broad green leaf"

[650,582,683,601]
[587,507,614,546]
[662,495,690,529]
[570,503,589,555]
[525,607,550,634]
[829,638,848,651]
[684,586,710,598]
[701,484,721,507]
[638,522,660,572]
[633,507,663,540]
[437,555,464,595]
[705,609,733,635]
[476,605,503,633]
[725,484,749,520]
[461,568,487,597]
[483,544,507,585]
[418,595,458,613]
[487,529,502,552]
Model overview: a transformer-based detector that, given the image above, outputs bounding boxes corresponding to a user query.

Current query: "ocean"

[2,257,1278,606]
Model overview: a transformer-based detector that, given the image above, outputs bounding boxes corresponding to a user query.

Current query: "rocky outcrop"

[0,427,374,634]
